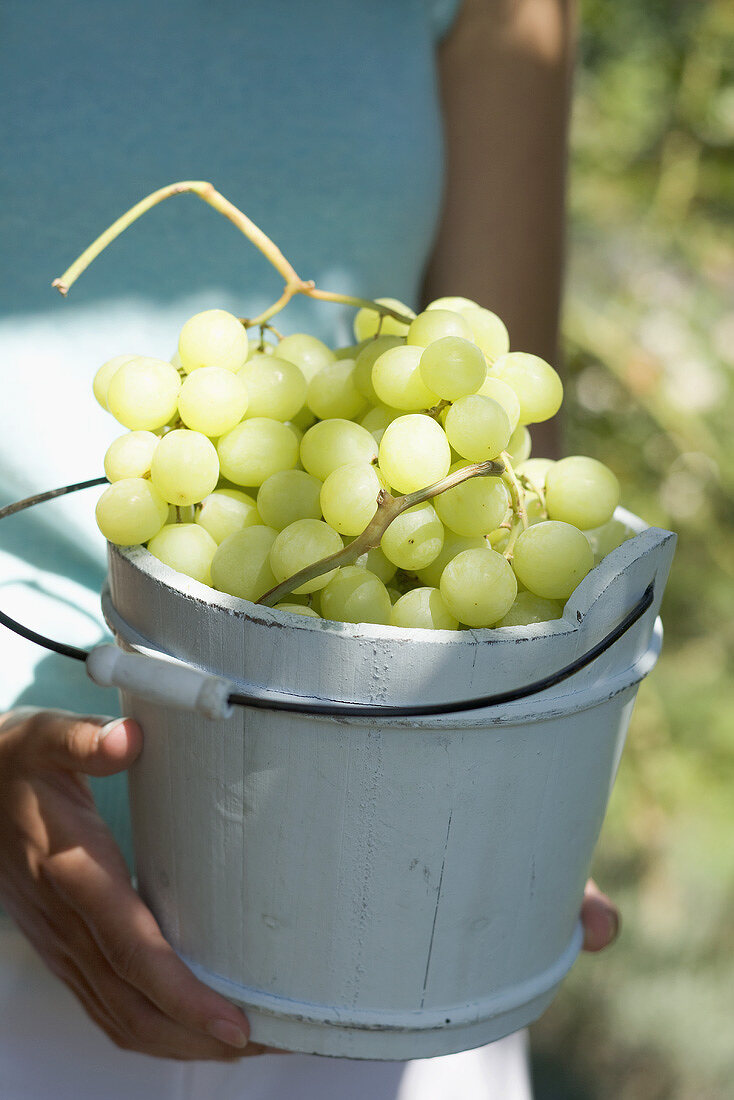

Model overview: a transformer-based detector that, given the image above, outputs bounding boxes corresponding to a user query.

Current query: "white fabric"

[0,919,532,1100]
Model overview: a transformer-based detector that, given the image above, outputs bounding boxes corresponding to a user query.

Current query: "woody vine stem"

[52,180,415,329]
[53,180,526,602]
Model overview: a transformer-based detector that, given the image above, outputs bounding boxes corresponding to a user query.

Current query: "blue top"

[0,0,458,865]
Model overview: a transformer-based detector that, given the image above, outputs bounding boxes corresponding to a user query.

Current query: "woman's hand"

[581,879,620,952]
[0,707,272,1061]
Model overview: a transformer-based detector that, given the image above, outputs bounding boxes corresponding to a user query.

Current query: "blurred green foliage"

[530,1,734,1097]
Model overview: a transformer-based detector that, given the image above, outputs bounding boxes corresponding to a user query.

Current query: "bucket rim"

[108,507,672,648]
[180,921,584,1033]
[102,583,663,726]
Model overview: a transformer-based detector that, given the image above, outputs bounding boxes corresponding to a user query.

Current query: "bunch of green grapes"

[94,299,630,631]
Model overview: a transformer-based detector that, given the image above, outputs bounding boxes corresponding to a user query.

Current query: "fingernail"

[99,719,123,740]
[206,1018,248,1048]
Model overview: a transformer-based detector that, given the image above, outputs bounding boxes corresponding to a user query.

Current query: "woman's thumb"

[24,710,143,776]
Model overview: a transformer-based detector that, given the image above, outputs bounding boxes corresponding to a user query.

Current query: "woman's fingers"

[34,862,262,1060]
[580,878,620,952]
[40,844,252,1051]
[14,900,131,1048]
[14,709,143,777]
[39,931,247,1060]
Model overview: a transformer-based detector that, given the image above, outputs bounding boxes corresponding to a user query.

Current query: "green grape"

[178,309,248,373]
[440,548,517,627]
[359,404,399,444]
[107,356,181,431]
[274,603,321,618]
[426,296,477,312]
[284,420,304,446]
[274,591,309,606]
[525,491,546,525]
[309,592,322,615]
[104,431,159,482]
[334,341,370,360]
[238,355,307,421]
[419,337,487,400]
[211,525,278,601]
[276,333,336,383]
[488,527,510,554]
[320,463,387,535]
[378,414,451,494]
[381,503,444,570]
[269,519,344,594]
[95,478,168,546]
[490,352,563,425]
[351,544,397,584]
[177,366,248,437]
[353,297,415,341]
[93,354,136,410]
[256,469,323,530]
[433,462,509,537]
[415,531,487,588]
[290,406,318,433]
[253,341,278,358]
[512,521,594,600]
[495,591,564,627]
[196,488,261,544]
[476,376,521,432]
[159,414,180,435]
[444,395,511,462]
[147,523,218,586]
[516,458,555,493]
[505,425,532,464]
[150,429,219,506]
[217,417,299,486]
[371,345,439,411]
[390,587,458,630]
[354,336,404,402]
[306,358,367,420]
[583,518,632,564]
[320,566,392,625]
[386,586,401,604]
[406,309,473,347]
[462,307,510,363]
[300,419,377,481]
[545,456,621,530]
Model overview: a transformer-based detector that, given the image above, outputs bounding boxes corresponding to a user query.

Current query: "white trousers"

[0,919,532,1100]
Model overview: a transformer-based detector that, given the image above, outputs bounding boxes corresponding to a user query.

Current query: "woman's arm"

[424,0,576,451]
[426,4,620,947]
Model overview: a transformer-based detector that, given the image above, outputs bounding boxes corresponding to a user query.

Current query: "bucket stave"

[104,508,675,1059]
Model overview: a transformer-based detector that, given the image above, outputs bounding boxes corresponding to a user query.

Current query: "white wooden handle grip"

[86,644,234,720]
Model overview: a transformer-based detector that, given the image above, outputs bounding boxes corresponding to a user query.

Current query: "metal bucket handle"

[0,478,655,721]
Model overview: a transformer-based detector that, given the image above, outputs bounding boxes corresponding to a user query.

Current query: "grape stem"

[424,398,451,421]
[51,180,415,330]
[519,472,548,518]
[502,517,524,562]
[257,459,506,606]
[500,452,528,531]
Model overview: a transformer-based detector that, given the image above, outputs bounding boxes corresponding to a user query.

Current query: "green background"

[530,2,734,1097]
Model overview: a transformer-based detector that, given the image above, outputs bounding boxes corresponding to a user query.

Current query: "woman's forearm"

[424,0,576,374]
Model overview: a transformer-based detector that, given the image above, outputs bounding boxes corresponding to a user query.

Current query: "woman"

[0,0,617,1095]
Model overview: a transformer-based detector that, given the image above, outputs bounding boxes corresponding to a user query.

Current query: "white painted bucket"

[102,508,675,1060]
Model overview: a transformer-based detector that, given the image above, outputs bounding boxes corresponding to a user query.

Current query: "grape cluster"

[94,300,629,630]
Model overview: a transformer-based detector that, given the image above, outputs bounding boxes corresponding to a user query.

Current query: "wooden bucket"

[102,509,675,1058]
